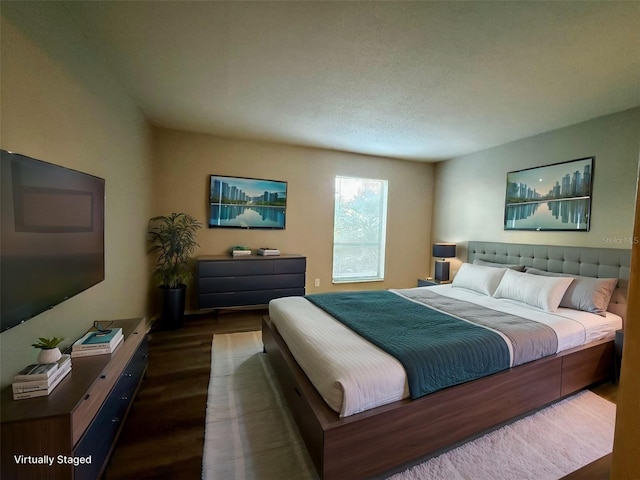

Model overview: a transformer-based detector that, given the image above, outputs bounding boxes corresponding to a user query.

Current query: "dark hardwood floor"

[105,310,617,480]
[105,309,264,480]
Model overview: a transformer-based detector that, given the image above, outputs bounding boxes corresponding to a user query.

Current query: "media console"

[1,317,148,480]
[197,254,306,310]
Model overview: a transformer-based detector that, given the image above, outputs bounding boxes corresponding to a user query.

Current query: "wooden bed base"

[262,316,614,480]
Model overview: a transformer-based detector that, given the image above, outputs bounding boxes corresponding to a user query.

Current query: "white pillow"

[524,268,618,316]
[493,269,574,312]
[452,263,507,296]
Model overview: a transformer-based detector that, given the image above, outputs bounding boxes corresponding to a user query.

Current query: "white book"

[257,248,280,256]
[13,364,72,393]
[12,355,71,388]
[13,367,71,400]
[70,334,123,358]
[13,361,59,382]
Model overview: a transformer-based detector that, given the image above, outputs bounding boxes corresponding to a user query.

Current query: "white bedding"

[268,285,621,417]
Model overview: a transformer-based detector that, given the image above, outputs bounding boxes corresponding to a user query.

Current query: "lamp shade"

[433,243,456,259]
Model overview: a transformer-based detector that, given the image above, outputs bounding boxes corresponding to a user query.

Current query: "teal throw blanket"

[306,290,510,399]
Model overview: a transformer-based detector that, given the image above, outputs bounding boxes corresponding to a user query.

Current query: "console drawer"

[73,337,147,480]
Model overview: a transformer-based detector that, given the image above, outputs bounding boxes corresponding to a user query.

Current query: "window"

[332,176,388,283]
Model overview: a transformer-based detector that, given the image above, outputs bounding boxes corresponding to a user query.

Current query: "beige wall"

[0,3,153,387]
[152,127,434,310]
[432,107,640,273]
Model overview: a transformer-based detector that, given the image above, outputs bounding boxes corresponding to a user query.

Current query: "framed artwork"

[504,157,594,231]
[208,175,287,229]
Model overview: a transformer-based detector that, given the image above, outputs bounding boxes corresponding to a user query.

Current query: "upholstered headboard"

[467,241,631,321]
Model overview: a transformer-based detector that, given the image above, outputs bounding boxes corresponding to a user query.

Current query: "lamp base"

[434,260,450,282]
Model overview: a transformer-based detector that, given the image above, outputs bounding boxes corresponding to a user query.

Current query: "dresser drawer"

[273,287,305,298]
[199,259,275,277]
[199,287,305,308]
[273,257,306,274]
[200,273,305,293]
[199,290,273,308]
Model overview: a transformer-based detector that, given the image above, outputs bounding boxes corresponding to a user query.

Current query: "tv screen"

[0,150,105,332]
[208,175,287,229]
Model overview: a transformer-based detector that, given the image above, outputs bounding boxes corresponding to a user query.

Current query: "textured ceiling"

[63,1,640,162]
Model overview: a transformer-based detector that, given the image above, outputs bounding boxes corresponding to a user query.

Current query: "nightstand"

[417,279,451,287]
[614,329,623,383]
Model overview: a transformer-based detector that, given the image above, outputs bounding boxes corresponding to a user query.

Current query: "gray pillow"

[524,267,618,316]
[473,258,526,272]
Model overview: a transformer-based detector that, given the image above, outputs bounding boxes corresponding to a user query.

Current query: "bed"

[262,241,630,479]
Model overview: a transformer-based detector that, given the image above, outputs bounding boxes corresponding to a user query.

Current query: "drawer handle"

[120,396,129,401]
[100,374,107,379]
[112,417,120,423]
[122,373,133,377]
[84,394,90,400]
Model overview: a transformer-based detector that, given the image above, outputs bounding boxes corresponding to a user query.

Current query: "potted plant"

[31,337,64,364]
[148,212,202,329]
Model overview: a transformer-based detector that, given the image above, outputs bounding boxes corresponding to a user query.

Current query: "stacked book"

[230,246,252,257]
[12,355,72,400]
[257,247,280,256]
[71,328,123,358]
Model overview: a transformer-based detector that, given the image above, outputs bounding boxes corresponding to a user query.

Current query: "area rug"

[202,332,616,480]
[202,331,317,480]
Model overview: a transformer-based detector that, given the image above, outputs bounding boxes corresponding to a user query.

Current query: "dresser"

[1,318,148,480]
[197,254,306,310]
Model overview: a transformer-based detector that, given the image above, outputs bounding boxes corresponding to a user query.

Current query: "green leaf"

[147,212,202,288]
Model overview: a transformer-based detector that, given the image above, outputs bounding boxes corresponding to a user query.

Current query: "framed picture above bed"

[504,156,594,231]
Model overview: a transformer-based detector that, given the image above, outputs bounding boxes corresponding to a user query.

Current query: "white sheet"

[268,285,621,417]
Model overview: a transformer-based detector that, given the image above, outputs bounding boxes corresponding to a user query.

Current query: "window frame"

[332,175,389,284]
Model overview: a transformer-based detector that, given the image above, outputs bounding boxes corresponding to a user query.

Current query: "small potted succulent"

[31,337,64,364]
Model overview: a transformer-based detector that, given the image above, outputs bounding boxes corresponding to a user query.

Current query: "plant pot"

[160,284,186,330]
[38,347,62,364]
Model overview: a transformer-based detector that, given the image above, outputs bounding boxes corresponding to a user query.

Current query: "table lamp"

[433,243,456,282]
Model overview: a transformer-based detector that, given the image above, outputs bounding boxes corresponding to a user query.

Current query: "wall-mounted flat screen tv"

[209,175,287,229]
[0,150,105,332]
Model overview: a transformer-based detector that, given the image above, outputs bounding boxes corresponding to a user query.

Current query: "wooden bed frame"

[262,241,629,479]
